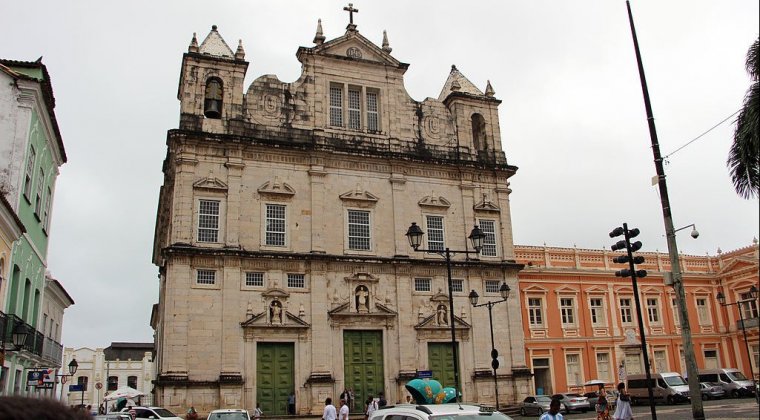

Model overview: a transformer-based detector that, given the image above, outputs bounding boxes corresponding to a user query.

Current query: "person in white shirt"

[323,397,337,420]
[539,398,564,420]
[365,395,378,420]
[339,398,350,420]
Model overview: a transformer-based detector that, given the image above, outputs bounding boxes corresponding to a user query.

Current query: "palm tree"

[728,38,759,199]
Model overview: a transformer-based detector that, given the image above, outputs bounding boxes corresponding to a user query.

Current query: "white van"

[626,372,690,405]
[697,368,757,398]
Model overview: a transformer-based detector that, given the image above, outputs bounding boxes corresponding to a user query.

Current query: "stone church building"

[152,12,529,415]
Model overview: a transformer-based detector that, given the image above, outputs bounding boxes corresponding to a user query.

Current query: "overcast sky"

[1,1,758,349]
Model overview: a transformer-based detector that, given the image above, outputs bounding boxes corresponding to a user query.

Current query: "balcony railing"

[737,316,759,330]
[0,311,45,357]
[43,337,63,365]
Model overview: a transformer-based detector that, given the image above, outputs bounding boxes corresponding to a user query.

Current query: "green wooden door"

[428,342,457,388]
[257,343,294,415]
[344,331,384,412]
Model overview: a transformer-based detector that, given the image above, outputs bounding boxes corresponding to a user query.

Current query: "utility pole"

[625,2,704,418]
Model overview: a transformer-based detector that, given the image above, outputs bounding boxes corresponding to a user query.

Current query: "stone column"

[225,148,245,247]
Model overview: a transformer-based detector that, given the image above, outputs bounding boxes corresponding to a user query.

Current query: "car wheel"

[702,393,710,401]
[666,395,674,405]
[520,408,526,417]
[731,390,739,398]
[537,407,543,415]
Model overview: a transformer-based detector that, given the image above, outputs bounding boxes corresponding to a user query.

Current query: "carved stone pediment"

[418,195,451,209]
[258,178,296,198]
[339,186,378,204]
[328,302,397,319]
[241,311,310,329]
[414,312,471,330]
[344,272,380,283]
[193,176,228,191]
[262,287,290,299]
[473,199,500,213]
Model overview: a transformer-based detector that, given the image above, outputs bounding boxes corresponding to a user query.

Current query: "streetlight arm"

[471,297,508,308]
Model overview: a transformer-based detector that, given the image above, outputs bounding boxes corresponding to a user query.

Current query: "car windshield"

[208,413,249,420]
[664,376,687,386]
[727,371,748,381]
[535,396,552,402]
[153,408,178,417]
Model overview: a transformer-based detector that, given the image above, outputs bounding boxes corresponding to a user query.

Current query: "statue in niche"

[436,304,448,326]
[355,285,370,313]
[269,300,283,324]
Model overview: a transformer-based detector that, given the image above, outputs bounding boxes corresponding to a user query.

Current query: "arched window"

[22,279,31,320]
[204,78,223,119]
[471,113,488,151]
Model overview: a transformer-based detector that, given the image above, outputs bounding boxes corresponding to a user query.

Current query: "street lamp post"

[468,282,510,410]
[406,222,486,403]
[716,285,759,403]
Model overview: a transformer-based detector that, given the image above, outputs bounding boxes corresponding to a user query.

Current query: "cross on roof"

[343,3,359,25]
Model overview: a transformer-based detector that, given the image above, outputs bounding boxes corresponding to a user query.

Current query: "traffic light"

[609,223,647,279]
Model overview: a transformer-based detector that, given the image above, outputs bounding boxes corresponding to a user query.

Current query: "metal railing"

[0,311,44,357]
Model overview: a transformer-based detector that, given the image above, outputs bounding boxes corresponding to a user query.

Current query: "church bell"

[204,99,221,119]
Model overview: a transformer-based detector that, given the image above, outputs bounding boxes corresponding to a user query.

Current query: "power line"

[664,109,740,159]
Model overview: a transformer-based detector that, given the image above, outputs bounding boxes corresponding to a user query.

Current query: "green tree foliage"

[728,39,760,199]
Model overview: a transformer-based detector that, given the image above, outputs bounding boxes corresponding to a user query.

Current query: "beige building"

[62,343,155,408]
[152,15,528,416]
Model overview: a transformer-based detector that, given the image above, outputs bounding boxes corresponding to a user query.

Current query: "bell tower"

[439,65,503,159]
[177,25,249,134]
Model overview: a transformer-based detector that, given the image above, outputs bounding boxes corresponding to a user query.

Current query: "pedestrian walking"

[288,391,296,415]
[364,396,377,420]
[339,398,350,420]
[539,398,564,420]
[187,406,199,420]
[323,398,337,420]
[612,382,633,420]
[254,402,263,420]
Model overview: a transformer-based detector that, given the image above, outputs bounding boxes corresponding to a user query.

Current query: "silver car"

[520,395,566,417]
[551,393,589,413]
[700,382,725,400]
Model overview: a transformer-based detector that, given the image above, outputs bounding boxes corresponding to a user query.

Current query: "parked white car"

[208,409,251,420]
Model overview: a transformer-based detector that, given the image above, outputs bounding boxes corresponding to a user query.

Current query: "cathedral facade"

[152,15,528,415]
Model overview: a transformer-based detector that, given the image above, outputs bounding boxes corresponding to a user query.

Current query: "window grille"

[347,210,371,250]
[348,88,361,129]
[246,272,264,287]
[196,270,216,285]
[367,91,379,131]
[330,86,343,127]
[287,273,305,288]
[426,215,444,251]
[414,278,431,292]
[479,220,497,257]
[451,279,463,293]
[485,280,500,293]
[265,204,286,246]
[197,200,220,242]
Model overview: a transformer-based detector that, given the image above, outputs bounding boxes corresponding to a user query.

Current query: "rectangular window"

[77,376,89,391]
[528,298,543,326]
[330,85,343,127]
[265,204,286,246]
[426,215,445,251]
[245,272,264,287]
[740,292,759,319]
[485,280,500,294]
[704,349,719,369]
[696,298,710,324]
[751,344,759,373]
[620,298,633,324]
[43,187,52,231]
[479,220,497,257]
[347,210,371,250]
[366,91,379,131]
[451,279,463,293]
[654,350,667,373]
[596,352,610,382]
[566,354,581,386]
[34,167,44,215]
[23,146,35,199]
[107,375,118,391]
[561,298,575,325]
[287,273,305,288]
[647,298,660,323]
[127,376,137,389]
[196,270,216,285]
[590,298,605,326]
[197,199,220,242]
[414,278,431,292]
[672,298,680,326]
[348,88,361,129]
